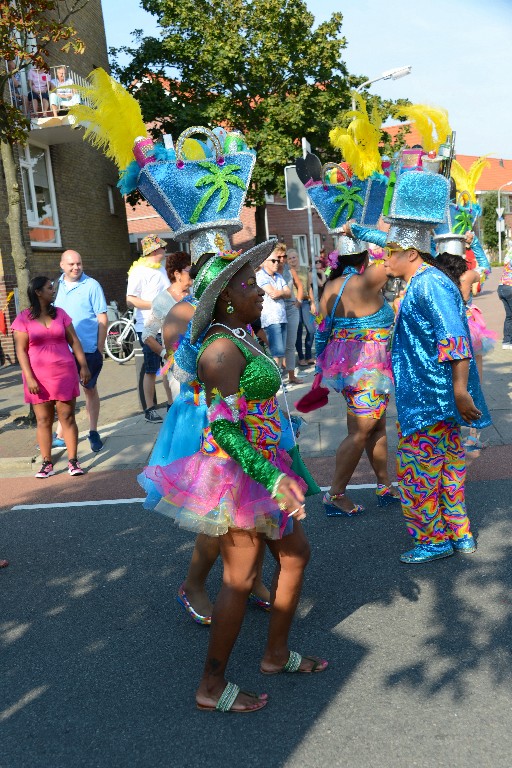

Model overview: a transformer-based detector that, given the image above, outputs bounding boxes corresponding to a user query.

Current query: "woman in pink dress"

[11,276,91,478]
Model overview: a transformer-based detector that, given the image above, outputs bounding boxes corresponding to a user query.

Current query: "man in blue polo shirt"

[54,250,108,452]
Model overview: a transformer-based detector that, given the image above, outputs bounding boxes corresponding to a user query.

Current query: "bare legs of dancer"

[195,521,324,712]
[329,411,399,514]
[182,533,271,618]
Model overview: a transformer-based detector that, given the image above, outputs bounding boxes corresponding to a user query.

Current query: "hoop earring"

[226,301,235,315]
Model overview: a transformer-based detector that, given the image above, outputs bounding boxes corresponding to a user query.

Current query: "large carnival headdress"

[383,104,454,252]
[70,69,267,263]
[294,94,388,254]
[71,69,276,342]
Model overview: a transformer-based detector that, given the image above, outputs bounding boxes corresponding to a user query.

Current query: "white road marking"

[11,483,398,510]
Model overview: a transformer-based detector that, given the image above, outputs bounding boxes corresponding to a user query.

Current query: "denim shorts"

[137,332,162,375]
[264,322,287,358]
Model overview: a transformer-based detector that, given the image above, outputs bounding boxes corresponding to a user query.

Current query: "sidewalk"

[1,268,512,482]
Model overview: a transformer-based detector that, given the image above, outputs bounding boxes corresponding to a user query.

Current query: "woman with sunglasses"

[256,245,291,365]
[11,276,90,478]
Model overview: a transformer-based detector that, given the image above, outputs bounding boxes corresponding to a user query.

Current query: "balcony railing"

[5,63,91,123]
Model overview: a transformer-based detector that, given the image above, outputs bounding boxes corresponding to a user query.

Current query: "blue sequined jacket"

[392,264,491,436]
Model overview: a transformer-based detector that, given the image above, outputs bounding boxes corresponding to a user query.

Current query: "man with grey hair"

[54,250,107,452]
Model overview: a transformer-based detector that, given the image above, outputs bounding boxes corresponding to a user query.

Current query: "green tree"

[0,0,88,310]
[480,191,502,256]
[111,0,397,242]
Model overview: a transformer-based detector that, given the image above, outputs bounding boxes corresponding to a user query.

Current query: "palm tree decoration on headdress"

[190,162,247,224]
[330,184,365,228]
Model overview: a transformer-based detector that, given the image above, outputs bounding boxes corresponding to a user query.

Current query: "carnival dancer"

[314,237,399,516]
[141,285,281,624]
[141,248,327,712]
[435,231,496,452]
[382,223,490,563]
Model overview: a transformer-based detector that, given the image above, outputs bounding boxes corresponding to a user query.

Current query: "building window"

[313,233,322,257]
[20,144,61,247]
[107,185,116,215]
[292,235,308,266]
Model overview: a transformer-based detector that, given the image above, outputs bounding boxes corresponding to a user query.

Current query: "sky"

[101,0,512,158]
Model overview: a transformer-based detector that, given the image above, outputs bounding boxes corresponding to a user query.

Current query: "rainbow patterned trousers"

[396,420,471,544]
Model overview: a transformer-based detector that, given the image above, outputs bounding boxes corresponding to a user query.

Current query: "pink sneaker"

[68,458,84,476]
[35,460,55,479]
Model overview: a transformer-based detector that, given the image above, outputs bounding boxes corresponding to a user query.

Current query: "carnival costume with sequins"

[464,235,497,355]
[314,267,394,418]
[393,263,490,546]
[142,332,308,539]
[138,297,210,510]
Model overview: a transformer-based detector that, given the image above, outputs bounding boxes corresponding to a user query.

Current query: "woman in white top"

[277,246,305,385]
[256,246,291,364]
[142,251,192,406]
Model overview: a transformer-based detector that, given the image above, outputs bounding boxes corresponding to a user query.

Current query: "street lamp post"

[497,181,512,263]
[351,65,412,111]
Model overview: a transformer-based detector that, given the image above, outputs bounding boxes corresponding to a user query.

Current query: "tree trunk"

[254,203,268,244]
[1,140,30,310]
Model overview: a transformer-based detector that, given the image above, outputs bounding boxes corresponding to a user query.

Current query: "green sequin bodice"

[198,332,281,400]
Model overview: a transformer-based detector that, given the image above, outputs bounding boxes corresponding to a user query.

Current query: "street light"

[351,65,412,110]
[497,181,512,263]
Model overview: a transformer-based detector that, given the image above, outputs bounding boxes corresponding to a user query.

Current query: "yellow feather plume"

[393,104,451,153]
[329,92,383,179]
[69,68,147,170]
[450,156,491,203]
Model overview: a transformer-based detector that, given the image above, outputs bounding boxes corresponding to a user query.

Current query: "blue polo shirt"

[54,273,107,353]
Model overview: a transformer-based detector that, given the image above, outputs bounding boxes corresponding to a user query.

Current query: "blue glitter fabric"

[387,171,450,224]
[352,224,437,257]
[392,264,491,437]
[137,152,256,237]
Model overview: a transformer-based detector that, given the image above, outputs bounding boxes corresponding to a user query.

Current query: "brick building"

[0,0,131,365]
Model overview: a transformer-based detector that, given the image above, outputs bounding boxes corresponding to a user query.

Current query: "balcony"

[5,63,91,146]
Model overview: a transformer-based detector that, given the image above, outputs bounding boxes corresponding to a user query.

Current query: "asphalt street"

[2,481,512,768]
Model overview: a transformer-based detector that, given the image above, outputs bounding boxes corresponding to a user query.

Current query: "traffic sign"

[496,219,506,232]
[497,207,505,217]
[284,165,308,210]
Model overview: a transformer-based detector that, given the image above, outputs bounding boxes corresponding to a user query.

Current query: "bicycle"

[104,308,137,363]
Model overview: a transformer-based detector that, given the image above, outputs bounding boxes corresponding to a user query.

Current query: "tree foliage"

[111,0,365,206]
[480,191,503,254]
[0,0,88,143]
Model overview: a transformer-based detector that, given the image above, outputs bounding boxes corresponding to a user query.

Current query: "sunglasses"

[268,259,280,264]
[315,260,323,265]
[382,247,404,259]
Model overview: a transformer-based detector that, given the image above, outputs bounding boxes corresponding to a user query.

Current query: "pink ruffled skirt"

[140,448,307,539]
[467,305,497,355]
[317,335,394,394]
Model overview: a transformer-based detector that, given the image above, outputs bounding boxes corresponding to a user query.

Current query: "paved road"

[2,479,512,768]
[2,267,512,766]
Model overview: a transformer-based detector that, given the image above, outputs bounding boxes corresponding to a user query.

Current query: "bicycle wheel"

[104,319,137,363]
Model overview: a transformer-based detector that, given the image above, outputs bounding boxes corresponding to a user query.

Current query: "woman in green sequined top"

[144,256,328,712]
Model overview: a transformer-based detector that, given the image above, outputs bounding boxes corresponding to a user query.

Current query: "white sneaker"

[502,343,512,349]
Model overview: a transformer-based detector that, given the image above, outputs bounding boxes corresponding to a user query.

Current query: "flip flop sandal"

[260,650,328,675]
[196,682,268,712]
